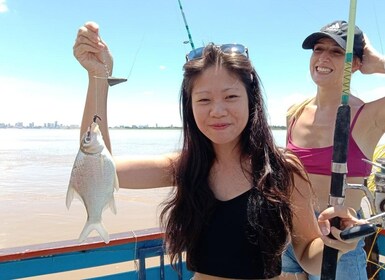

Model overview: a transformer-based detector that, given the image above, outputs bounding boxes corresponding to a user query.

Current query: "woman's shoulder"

[353,95,385,128]
[286,97,314,124]
[364,95,385,110]
[349,93,385,109]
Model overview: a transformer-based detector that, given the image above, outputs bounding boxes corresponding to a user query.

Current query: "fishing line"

[365,228,383,278]
[129,229,139,276]
[94,38,143,87]
[95,76,99,118]
[372,0,384,54]
[93,51,111,118]
[93,37,144,117]
[125,35,145,82]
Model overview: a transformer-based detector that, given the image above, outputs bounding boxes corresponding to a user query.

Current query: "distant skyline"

[1,0,385,127]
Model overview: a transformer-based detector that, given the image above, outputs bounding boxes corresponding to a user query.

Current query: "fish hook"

[85,115,102,142]
[93,115,102,123]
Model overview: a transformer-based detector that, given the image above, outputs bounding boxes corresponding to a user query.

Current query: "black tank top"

[193,189,281,279]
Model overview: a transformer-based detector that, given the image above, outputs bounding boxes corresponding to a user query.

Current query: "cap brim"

[302,32,346,50]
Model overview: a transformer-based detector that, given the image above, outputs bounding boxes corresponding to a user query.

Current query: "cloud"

[353,86,385,102]
[0,76,182,127]
[266,85,385,126]
[0,0,8,13]
[0,76,84,126]
[266,93,309,126]
[109,100,181,127]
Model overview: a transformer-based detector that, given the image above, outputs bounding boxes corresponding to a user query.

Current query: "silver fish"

[66,116,119,243]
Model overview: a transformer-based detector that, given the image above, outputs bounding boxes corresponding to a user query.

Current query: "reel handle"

[340,223,377,240]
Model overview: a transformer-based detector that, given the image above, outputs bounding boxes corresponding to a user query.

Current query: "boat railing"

[0,227,193,280]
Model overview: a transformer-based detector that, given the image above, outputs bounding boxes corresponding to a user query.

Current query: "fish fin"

[65,186,75,209]
[109,198,117,215]
[114,172,119,191]
[66,185,84,209]
[78,222,110,244]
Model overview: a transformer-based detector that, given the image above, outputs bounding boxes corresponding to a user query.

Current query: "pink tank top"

[287,105,371,177]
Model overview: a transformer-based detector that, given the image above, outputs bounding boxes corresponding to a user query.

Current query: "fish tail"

[78,221,110,244]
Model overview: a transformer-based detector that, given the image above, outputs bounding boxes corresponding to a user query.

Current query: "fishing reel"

[346,157,385,228]
[371,158,385,216]
[337,157,385,240]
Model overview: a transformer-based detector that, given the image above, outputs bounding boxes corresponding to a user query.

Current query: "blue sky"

[1,0,384,127]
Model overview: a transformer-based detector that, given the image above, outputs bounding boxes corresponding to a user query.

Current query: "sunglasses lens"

[186,44,248,61]
[187,47,204,61]
[221,44,246,55]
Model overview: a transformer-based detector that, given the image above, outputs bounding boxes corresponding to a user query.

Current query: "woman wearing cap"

[282,20,385,279]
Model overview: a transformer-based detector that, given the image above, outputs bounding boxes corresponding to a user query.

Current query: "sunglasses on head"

[185,44,249,61]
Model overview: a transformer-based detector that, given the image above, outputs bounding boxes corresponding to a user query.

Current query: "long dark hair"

[160,44,308,273]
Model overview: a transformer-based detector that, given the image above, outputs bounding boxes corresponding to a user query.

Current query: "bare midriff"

[308,173,365,212]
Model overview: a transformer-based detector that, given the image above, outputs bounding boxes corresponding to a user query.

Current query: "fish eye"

[84,131,91,143]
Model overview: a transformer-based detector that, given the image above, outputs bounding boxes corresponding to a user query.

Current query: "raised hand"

[359,34,385,75]
[73,21,113,77]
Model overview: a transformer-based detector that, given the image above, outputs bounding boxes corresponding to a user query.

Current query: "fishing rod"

[177,0,195,50]
[320,0,358,279]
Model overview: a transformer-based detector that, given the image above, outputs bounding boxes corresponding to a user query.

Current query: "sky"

[1,0,385,127]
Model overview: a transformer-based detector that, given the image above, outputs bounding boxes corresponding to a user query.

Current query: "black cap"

[302,20,364,60]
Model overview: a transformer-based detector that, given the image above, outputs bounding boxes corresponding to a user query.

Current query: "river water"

[0,129,286,249]
[3,128,383,249]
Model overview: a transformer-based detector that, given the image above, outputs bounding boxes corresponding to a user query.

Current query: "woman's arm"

[73,22,177,190]
[357,35,385,145]
[73,21,113,151]
[115,153,178,189]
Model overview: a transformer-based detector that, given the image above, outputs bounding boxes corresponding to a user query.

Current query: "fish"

[66,115,119,243]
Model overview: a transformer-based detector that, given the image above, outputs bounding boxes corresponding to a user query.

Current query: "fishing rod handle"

[340,223,377,240]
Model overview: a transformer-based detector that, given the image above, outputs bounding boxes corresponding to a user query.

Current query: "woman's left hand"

[359,34,385,75]
[317,205,367,254]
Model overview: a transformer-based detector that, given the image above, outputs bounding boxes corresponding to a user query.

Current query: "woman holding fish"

[73,21,367,279]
